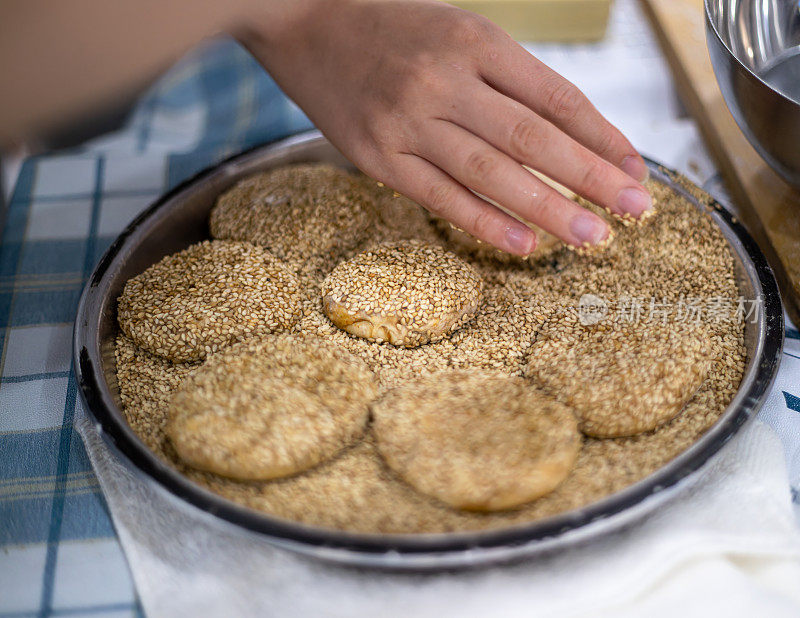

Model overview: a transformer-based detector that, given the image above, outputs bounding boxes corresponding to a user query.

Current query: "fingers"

[479,37,649,183]
[411,119,611,247]
[445,84,652,219]
[386,153,538,256]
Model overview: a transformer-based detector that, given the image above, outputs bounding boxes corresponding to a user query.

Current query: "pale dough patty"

[209,163,377,270]
[321,240,484,347]
[117,240,302,362]
[372,372,581,511]
[167,334,378,480]
[525,314,713,438]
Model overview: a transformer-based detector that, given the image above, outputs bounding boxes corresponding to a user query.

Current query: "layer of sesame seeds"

[209,163,379,275]
[321,240,484,347]
[117,240,302,362]
[373,372,581,511]
[115,333,200,454]
[167,333,378,480]
[115,168,748,534]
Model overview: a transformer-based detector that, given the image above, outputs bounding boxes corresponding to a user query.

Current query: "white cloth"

[76,413,800,618]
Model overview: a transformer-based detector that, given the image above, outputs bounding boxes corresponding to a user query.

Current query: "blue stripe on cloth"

[40,156,109,616]
[784,391,800,413]
[0,431,61,482]
[8,188,159,206]
[9,289,84,328]
[2,371,72,384]
[787,326,800,341]
[17,241,88,276]
[0,495,54,545]
[39,367,79,611]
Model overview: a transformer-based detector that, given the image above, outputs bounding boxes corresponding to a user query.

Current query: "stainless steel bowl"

[705,0,800,189]
[74,132,784,569]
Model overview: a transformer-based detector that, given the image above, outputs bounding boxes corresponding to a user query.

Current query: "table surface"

[1,1,799,616]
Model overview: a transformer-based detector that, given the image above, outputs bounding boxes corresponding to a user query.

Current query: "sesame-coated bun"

[167,334,378,480]
[525,314,712,438]
[372,371,581,511]
[209,163,378,273]
[117,240,302,362]
[321,240,484,348]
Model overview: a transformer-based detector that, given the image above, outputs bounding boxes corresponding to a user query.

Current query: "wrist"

[232,0,339,52]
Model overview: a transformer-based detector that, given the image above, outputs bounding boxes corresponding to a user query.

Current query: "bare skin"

[0,0,650,254]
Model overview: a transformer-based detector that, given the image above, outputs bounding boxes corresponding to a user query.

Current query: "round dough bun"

[525,315,712,438]
[321,240,484,347]
[167,334,378,480]
[117,240,302,362]
[372,372,581,511]
[209,163,377,269]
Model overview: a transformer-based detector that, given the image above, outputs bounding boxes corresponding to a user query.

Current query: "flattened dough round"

[117,240,302,362]
[209,163,377,268]
[167,334,378,480]
[321,240,484,347]
[372,372,581,511]
[525,315,712,438]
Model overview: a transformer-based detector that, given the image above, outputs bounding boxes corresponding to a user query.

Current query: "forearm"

[0,0,319,146]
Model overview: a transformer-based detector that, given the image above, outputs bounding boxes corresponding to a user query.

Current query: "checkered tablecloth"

[1,4,799,615]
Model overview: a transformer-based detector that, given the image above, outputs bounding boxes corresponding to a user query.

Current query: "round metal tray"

[74,131,784,569]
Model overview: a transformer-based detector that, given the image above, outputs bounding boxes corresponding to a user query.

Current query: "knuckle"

[424,182,457,217]
[544,81,584,125]
[464,150,498,182]
[509,117,546,158]
[526,189,558,222]
[447,11,494,47]
[578,159,606,195]
[594,129,618,158]
[468,206,496,239]
[413,63,444,97]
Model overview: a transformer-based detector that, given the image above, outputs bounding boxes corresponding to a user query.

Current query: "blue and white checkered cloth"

[1,29,799,617]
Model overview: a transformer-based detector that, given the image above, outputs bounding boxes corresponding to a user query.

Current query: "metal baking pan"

[73,130,784,569]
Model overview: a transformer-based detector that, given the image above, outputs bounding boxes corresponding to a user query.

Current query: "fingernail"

[621,156,649,183]
[505,225,536,255]
[617,186,652,218]
[570,213,608,245]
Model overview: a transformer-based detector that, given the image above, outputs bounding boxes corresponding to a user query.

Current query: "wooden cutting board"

[640,0,800,324]
[448,0,612,42]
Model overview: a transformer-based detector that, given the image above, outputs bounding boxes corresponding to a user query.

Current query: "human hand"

[241,0,651,255]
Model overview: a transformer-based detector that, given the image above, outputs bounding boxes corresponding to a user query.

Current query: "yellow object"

[447,0,613,42]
